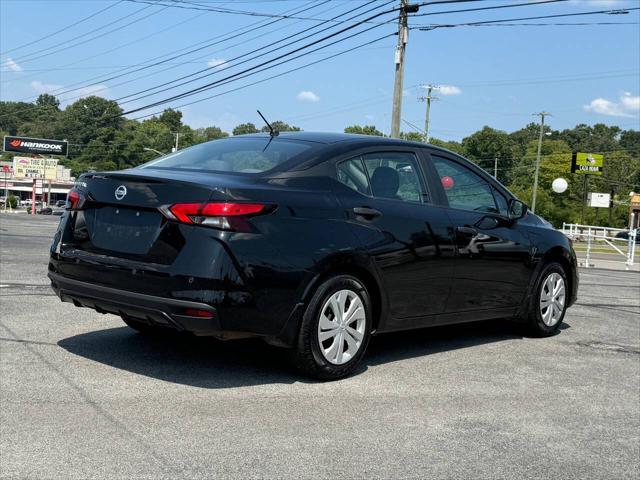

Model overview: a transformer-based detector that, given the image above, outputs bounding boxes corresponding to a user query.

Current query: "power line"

[8,3,159,64]
[114,0,392,106]
[117,6,404,117]
[128,32,397,122]
[34,0,344,106]
[412,6,640,30]
[124,0,396,23]
[0,1,126,56]
[1,0,330,121]
[454,22,640,27]
[409,0,570,18]
[5,0,327,101]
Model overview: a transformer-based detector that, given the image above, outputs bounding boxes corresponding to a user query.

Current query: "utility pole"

[390,2,419,138]
[172,132,180,152]
[530,111,550,214]
[418,84,438,143]
[494,157,498,179]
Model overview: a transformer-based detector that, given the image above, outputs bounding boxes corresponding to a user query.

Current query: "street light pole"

[531,111,550,214]
[144,147,166,156]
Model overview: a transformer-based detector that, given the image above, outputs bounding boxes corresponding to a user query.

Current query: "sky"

[0,0,638,141]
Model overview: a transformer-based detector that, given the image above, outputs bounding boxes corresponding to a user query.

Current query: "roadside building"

[1,157,73,205]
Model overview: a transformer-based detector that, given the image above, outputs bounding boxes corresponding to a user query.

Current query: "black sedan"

[48,132,578,380]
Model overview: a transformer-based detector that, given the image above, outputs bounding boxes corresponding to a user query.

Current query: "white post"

[626,213,636,270]
[585,227,592,268]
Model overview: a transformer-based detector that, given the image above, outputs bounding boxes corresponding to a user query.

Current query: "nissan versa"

[48,132,578,380]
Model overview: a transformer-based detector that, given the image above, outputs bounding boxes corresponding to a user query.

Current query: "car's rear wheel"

[525,262,568,336]
[290,274,372,380]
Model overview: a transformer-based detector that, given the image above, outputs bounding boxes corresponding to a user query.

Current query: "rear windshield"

[139,137,313,174]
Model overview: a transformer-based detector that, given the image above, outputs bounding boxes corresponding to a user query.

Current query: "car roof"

[233,131,460,156]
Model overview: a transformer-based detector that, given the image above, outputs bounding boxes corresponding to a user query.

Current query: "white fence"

[561,217,637,270]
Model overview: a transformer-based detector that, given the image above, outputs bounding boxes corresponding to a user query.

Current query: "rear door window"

[361,152,422,203]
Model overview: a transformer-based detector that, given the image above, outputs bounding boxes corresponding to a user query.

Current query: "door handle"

[353,207,382,219]
[456,226,477,236]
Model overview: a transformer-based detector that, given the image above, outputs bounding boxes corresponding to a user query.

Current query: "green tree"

[260,120,300,133]
[462,126,515,182]
[344,125,384,136]
[557,123,621,154]
[400,131,424,142]
[7,194,18,209]
[510,122,549,158]
[508,139,576,227]
[193,126,229,143]
[35,94,60,109]
[620,129,640,155]
[429,137,466,156]
[233,123,259,136]
[58,96,123,146]
[157,109,183,132]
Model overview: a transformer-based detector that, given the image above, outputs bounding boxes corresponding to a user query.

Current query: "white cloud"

[31,80,63,94]
[437,85,462,96]
[296,90,320,102]
[2,57,22,72]
[620,91,640,111]
[207,58,227,69]
[584,92,640,117]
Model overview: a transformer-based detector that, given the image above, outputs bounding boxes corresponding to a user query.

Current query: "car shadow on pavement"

[57,319,554,388]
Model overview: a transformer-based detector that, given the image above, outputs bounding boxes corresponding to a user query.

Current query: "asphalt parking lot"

[1,213,639,479]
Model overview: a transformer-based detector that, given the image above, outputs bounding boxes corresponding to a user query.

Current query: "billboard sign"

[13,156,59,180]
[571,152,604,175]
[588,192,610,208]
[3,135,68,156]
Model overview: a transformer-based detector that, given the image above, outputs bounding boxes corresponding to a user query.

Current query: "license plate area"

[84,207,162,254]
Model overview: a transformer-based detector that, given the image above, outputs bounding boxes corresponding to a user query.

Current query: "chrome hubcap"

[539,272,566,326]
[317,289,366,365]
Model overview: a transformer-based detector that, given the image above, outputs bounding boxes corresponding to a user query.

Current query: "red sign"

[2,165,9,173]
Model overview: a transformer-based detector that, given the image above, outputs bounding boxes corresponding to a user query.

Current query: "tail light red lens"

[183,308,215,319]
[162,202,269,230]
[66,189,85,210]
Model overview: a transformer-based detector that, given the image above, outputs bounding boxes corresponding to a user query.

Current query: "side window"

[337,157,371,195]
[431,155,499,213]
[361,152,422,203]
[492,187,509,216]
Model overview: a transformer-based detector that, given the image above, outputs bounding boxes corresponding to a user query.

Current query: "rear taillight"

[66,189,86,210]
[160,202,269,230]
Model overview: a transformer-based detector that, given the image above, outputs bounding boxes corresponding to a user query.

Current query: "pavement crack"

[0,336,58,346]
[575,341,640,355]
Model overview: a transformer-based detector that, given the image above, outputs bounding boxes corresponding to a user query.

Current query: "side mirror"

[508,199,528,220]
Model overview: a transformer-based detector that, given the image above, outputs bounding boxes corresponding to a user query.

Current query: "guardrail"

[561,216,637,270]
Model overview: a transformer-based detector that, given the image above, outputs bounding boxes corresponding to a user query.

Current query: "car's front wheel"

[290,274,372,380]
[525,262,568,336]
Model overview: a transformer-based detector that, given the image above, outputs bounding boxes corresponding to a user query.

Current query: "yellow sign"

[572,152,604,175]
[12,156,59,180]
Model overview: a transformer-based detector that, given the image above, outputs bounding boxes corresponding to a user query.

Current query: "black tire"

[121,316,167,336]
[524,262,568,337]
[290,274,373,381]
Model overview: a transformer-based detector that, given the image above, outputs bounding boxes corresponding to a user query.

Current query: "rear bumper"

[48,272,222,335]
